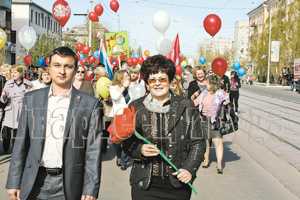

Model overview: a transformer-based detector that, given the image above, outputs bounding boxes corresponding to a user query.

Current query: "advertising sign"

[105,31,130,57]
[271,40,280,62]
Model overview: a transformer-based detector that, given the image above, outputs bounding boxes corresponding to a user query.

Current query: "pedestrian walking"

[5,47,102,200]
[230,71,241,114]
[187,66,207,101]
[193,75,229,174]
[292,82,297,94]
[0,64,33,153]
[182,65,193,95]
[249,75,253,85]
[122,55,206,200]
[109,70,132,171]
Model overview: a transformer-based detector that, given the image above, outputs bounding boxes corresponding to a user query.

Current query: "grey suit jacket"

[6,86,102,200]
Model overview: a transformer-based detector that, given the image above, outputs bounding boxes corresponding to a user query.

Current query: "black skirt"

[200,115,223,139]
[132,176,191,200]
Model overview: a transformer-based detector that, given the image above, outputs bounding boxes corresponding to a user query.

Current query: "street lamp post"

[266,4,272,86]
[89,0,93,47]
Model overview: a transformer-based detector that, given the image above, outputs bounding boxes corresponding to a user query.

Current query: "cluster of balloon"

[52,0,71,27]
[76,43,83,52]
[18,26,37,50]
[127,58,133,67]
[199,57,206,65]
[89,4,104,22]
[203,14,222,37]
[211,57,228,77]
[0,28,7,50]
[238,68,246,76]
[96,77,112,98]
[80,58,88,67]
[129,84,146,99]
[144,50,150,56]
[152,11,172,56]
[24,56,32,67]
[233,61,241,70]
[110,0,119,13]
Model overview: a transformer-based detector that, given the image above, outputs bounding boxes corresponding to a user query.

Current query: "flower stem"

[133,130,198,195]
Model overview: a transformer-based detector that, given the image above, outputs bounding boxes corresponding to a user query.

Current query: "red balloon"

[52,0,71,27]
[138,56,144,66]
[76,43,83,52]
[211,57,228,77]
[94,4,104,16]
[89,12,99,22]
[179,55,183,65]
[132,57,138,66]
[88,55,96,65]
[82,46,90,55]
[75,53,80,62]
[115,56,120,66]
[127,58,133,67]
[203,14,222,37]
[80,58,88,67]
[24,55,32,67]
[175,65,183,76]
[110,0,119,13]
[108,56,113,64]
[46,57,50,66]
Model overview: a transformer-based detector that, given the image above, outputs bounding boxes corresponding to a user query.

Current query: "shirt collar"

[14,78,24,87]
[48,84,72,98]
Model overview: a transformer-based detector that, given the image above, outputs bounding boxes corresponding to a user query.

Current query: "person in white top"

[31,67,52,90]
[6,47,102,200]
[129,66,145,87]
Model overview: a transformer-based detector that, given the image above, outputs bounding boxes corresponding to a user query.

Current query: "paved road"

[0,86,299,199]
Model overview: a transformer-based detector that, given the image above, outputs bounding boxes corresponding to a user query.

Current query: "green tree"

[0,49,7,65]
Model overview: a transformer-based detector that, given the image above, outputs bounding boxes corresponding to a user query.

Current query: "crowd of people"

[1,47,241,200]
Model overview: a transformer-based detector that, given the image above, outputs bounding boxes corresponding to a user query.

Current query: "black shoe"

[121,164,127,171]
[116,158,121,167]
[202,163,210,168]
[217,168,223,174]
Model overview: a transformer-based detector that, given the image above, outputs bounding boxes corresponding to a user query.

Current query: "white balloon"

[156,36,172,56]
[129,84,146,100]
[18,26,37,50]
[188,58,194,66]
[152,11,170,34]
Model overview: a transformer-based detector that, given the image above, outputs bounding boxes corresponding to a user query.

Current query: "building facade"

[234,20,249,61]
[198,37,234,56]
[0,0,16,65]
[12,0,61,63]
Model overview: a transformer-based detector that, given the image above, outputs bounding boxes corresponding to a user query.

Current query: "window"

[31,10,33,22]
[42,15,44,27]
[50,20,52,30]
[35,12,37,24]
[45,18,47,28]
[38,13,40,25]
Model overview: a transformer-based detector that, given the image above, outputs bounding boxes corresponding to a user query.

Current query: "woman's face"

[1,69,7,77]
[131,72,138,80]
[42,72,51,83]
[11,70,22,81]
[196,69,205,81]
[170,83,177,93]
[231,73,234,78]
[123,72,130,83]
[94,73,101,81]
[148,72,170,99]
[75,67,85,81]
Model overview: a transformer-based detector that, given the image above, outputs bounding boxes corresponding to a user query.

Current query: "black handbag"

[213,100,238,135]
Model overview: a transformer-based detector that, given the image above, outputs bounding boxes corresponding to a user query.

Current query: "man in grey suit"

[6,47,102,200]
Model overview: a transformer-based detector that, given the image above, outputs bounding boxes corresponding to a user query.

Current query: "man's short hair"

[84,62,90,67]
[121,61,127,66]
[184,65,193,73]
[28,64,36,69]
[49,46,78,69]
[97,63,105,68]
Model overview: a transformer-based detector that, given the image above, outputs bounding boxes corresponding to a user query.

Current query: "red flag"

[166,33,181,67]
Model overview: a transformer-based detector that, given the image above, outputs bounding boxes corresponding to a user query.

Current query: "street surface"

[0,83,299,200]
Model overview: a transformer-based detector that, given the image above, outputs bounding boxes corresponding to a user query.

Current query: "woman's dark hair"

[231,71,240,81]
[49,46,78,69]
[141,54,175,84]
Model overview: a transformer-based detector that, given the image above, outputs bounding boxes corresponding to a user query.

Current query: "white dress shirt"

[40,85,72,168]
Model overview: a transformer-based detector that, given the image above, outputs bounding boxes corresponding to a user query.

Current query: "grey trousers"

[27,169,65,200]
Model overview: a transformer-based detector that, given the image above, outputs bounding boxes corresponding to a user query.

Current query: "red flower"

[107,106,136,144]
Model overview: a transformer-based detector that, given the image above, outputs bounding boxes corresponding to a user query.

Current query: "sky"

[34,0,265,57]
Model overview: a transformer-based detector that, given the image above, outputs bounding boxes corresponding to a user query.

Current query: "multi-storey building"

[0,0,16,65]
[12,0,62,63]
[198,37,234,57]
[234,20,249,61]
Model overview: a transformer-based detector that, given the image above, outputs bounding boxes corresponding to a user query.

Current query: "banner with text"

[105,31,130,57]
[271,40,280,62]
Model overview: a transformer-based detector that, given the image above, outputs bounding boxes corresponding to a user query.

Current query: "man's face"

[29,67,35,74]
[121,63,128,70]
[49,55,76,88]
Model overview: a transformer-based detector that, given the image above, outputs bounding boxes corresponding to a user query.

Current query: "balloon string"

[163,34,170,55]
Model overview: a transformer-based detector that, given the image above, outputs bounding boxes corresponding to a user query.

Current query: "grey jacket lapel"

[63,88,82,143]
[39,87,50,139]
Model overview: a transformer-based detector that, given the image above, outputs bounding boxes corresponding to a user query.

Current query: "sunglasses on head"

[148,77,168,84]
[77,70,85,74]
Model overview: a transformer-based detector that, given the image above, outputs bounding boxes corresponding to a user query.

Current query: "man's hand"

[172,169,192,184]
[7,189,20,200]
[81,195,96,200]
[141,144,159,157]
